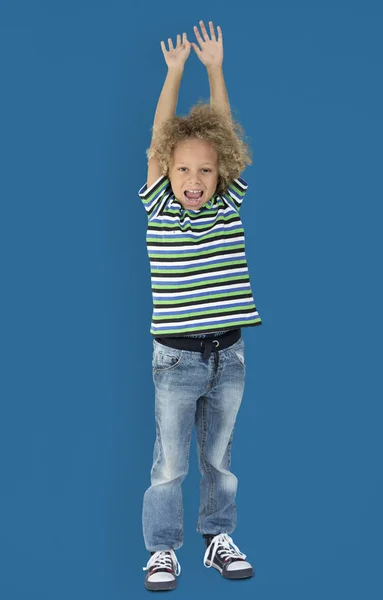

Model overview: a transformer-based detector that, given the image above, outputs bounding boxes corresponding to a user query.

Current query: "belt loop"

[213,338,220,367]
[214,347,219,368]
[202,339,213,359]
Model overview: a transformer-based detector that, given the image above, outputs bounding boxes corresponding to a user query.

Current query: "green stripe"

[147,227,244,243]
[154,290,251,305]
[151,259,246,274]
[153,305,257,320]
[152,275,250,290]
[148,243,245,259]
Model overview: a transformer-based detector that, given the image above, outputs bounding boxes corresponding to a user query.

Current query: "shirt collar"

[170,194,215,211]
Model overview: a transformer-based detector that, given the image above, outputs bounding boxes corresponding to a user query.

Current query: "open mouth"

[184,190,203,205]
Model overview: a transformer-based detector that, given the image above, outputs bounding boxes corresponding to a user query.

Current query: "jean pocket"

[152,345,183,372]
[228,339,246,368]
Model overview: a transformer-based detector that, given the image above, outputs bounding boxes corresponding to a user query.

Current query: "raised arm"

[192,21,231,119]
[146,33,191,189]
[207,66,230,119]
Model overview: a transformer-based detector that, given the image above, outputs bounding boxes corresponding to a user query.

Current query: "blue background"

[1,1,382,598]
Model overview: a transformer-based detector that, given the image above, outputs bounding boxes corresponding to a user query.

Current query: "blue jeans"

[142,334,246,551]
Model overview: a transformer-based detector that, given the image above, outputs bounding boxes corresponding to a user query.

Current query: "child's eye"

[178,168,211,173]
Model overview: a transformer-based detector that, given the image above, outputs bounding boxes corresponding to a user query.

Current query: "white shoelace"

[143,549,181,576]
[203,533,247,568]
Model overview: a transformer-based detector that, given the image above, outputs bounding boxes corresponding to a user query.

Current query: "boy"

[138,21,262,591]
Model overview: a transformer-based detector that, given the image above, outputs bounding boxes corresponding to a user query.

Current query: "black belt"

[155,328,241,360]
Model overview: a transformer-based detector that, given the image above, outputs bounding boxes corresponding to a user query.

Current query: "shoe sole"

[207,562,254,579]
[144,577,177,591]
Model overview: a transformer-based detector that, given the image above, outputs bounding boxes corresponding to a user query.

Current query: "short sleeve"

[220,176,248,212]
[138,175,172,220]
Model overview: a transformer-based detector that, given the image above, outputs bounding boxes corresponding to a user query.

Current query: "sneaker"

[143,549,181,591]
[203,533,254,579]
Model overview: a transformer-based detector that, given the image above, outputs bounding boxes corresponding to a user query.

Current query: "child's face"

[169,138,219,209]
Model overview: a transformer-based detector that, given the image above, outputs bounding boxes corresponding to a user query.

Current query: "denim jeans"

[142,334,246,551]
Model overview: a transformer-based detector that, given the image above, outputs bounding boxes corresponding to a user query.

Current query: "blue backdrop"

[1,1,382,598]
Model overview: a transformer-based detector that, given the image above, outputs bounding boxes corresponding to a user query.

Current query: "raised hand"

[191,20,223,69]
[160,33,191,69]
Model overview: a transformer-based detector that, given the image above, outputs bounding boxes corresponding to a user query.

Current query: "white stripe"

[152,282,251,298]
[148,220,241,236]
[151,267,248,283]
[150,204,235,226]
[150,251,246,267]
[147,235,244,252]
[152,311,260,328]
[153,298,255,314]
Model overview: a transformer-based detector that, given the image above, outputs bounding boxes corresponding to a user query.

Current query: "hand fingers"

[191,42,200,55]
[199,20,210,42]
[217,25,223,41]
[193,24,204,47]
[209,21,216,40]
[161,32,191,55]
[160,40,167,55]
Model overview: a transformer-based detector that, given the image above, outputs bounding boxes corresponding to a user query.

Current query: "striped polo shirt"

[138,175,262,338]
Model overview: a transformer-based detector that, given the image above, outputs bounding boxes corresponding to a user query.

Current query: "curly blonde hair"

[146,101,252,195]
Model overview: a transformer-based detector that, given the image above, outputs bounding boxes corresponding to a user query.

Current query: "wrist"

[167,64,185,75]
[207,64,223,73]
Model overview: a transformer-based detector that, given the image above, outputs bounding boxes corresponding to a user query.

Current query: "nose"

[187,176,201,186]
[185,169,200,180]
